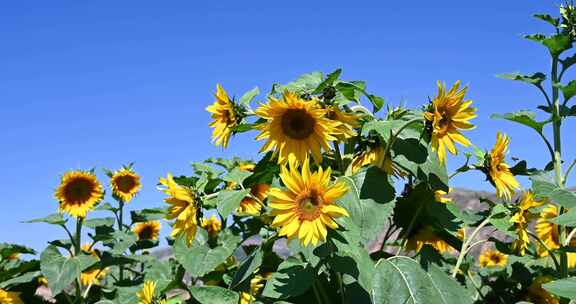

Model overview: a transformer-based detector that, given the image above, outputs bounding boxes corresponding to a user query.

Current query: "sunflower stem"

[333,142,344,173]
[528,230,561,271]
[452,217,490,278]
[73,217,83,303]
[117,201,125,282]
[383,118,422,158]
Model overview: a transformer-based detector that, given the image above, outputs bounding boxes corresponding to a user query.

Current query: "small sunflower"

[80,244,107,286]
[510,191,543,256]
[206,84,238,148]
[201,216,222,236]
[55,171,104,218]
[434,189,452,204]
[0,288,23,304]
[133,221,161,241]
[424,81,476,164]
[536,204,576,267]
[269,159,349,246]
[350,145,405,177]
[238,183,270,215]
[137,281,166,304]
[479,249,508,267]
[406,225,452,254]
[110,167,141,203]
[255,91,339,164]
[525,276,559,304]
[238,162,256,172]
[325,106,359,142]
[158,174,199,246]
[485,132,520,200]
[239,274,269,304]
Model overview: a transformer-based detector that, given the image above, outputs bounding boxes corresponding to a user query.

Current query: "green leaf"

[239,86,260,106]
[497,72,546,86]
[551,209,576,226]
[83,217,115,228]
[216,189,249,218]
[144,259,173,292]
[561,54,576,72]
[313,68,342,94]
[107,230,138,254]
[491,110,547,133]
[549,188,576,209]
[25,213,66,225]
[223,168,252,185]
[278,71,324,93]
[543,277,576,299]
[371,256,473,304]
[190,286,239,304]
[368,94,385,113]
[173,230,240,277]
[488,204,514,237]
[95,202,118,212]
[525,33,573,56]
[0,271,40,289]
[530,171,557,200]
[560,80,576,102]
[262,257,314,299]
[40,246,97,295]
[230,249,263,289]
[130,208,166,223]
[534,14,559,27]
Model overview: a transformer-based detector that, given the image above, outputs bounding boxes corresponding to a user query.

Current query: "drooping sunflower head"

[137,280,165,304]
[525,276,559,304]
[158,173,199,246]
[110,167,141,203]
[238,183,270,215]
[55,170,104,218]
[479,249,508,268]
[133,221,161,241]
[350,144,405,177]
[0,288,23,304]
[80,268,107,286]
[485,132,520,200]
[423,81,476,164]
[255,91,339,164]
[201,216,222,236]
[325,106,359,142]
[406,225,452,254]
[206,84,238,148]
[269,159,349,246]
[533,204,576,268]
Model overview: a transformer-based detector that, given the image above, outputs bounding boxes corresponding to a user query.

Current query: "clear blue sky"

[1,1,574,251]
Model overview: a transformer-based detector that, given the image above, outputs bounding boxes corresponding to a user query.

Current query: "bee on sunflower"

[481,132,520,201]
[158,173,200,246]
[423,81,477,164]
[479,249,508,268]
[268,158,349,246]
[55,170,104,218]
[108,166,141,203]
[206,84,245,148]
[137,280,166,304]
[255,91,340,164]
[132,221,161,241]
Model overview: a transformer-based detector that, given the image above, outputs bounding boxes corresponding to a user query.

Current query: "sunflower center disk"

[281,109,316,140]
[116,175,137,193]
[139,226,154,240]
[64,179,94,204]
[296,189,323,220]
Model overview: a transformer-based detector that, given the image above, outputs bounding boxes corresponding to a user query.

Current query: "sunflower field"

[4,5,576,304]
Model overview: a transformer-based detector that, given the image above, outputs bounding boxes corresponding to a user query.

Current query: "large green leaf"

[223,168,252,185]
[239,86,260,106]
[497,72,546,86]
[216,189,249,218]
[491,110,548,133]
[543,277,576,299]
[371,256,472,304]
[312,68,342,94]
[262,257,314,299]
[40,245,97,296]
[83,217,115,228]
[530,171,557,200]
[230,249,263,289]
[25,213,66,225]
[551,208,576,226]
[549,188,576,209]
[190,286,239,304]
[560,80,576,102]
[276,71,324,93]
[173,230,240,277]
[525,33,572,56]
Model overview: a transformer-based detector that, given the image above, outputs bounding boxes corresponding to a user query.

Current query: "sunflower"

[423,81,476,164]
[406,225,452,254]
[238,183,270,215]
[485,132,520,200]
[525,276,559,304]
[325,106,359,142]
[137,281,166,304]
[110,167,141,203]
[479,249,508,267]
[350,145,405,177]
[255,91,339,164]
[269,159,349,246]
[510,191,543,256]
[239,274,268,304]
[206,84,238,148]
[238,162,256,172]
[80,244,107,286]
[201,216,222,236]
[158,174,199,246]
[434,189,452,204]
[38,276,48,286]
[133,221,161,241]
[0,288,23,304]
[536,204,576,267]
[55,170,104,218]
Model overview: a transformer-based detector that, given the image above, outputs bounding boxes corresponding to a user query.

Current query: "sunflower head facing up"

[238,183,270,215]
[137,280,166,304]
[201,216,222,236]
[479,249,508,268]
[206,84,239,148]
[423,81,476,164]
[55,170,104,218]
[158,173,199,246]
[406,225,452,254]
[133,221,161,241]
[255,91,339,164]
[484,132,520,200]
[325,106,359,142]
[0,288,23,304]
[269,159,349,246]
[110,167,141,203]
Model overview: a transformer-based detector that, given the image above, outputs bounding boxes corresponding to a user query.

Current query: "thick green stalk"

[74,218,83,303]
[117,201,125,281]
